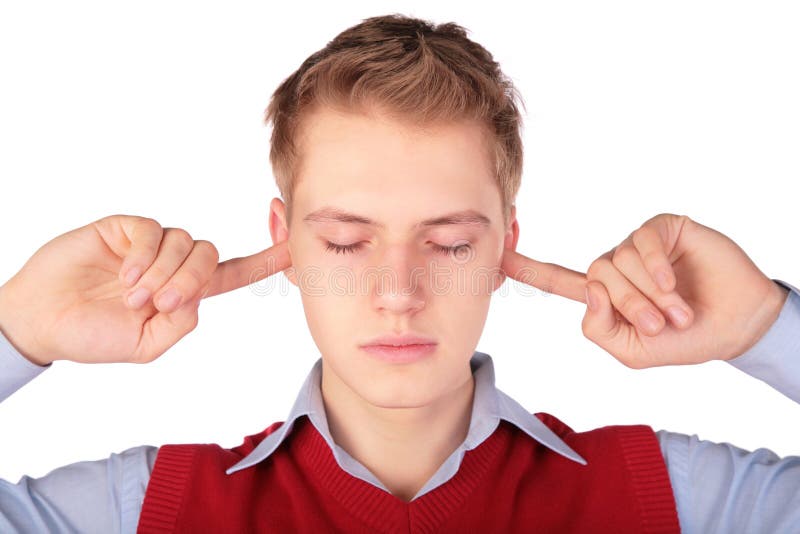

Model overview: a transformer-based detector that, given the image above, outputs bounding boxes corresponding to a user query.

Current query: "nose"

[368,245,426,315]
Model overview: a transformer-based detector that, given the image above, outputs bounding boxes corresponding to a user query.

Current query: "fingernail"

[667,305,689,327]
[157,288,181,311]
[124,266,142,287]
[638,309,662,333]
[127,287,150,308]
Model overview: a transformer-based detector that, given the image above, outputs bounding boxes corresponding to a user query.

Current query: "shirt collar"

[226,351,587,497]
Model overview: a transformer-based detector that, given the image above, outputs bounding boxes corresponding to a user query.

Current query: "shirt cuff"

[0,327,50,403]
[726,278,800,404]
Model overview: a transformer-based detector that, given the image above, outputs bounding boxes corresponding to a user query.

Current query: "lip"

[360,343,437,364]
[359,333,438,364]
[360,333,438,347]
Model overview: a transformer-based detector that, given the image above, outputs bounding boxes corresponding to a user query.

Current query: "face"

[269,105,519,410]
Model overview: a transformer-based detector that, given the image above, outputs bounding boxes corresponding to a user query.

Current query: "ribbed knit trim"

[136,445,196,534]
[616,425,682,533]
[290,415,511,533]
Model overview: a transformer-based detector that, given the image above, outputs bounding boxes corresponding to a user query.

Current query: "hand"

[0,214,292,366]
[500,213,789,368]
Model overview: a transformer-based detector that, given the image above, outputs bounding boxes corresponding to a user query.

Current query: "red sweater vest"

[137,413,680,533]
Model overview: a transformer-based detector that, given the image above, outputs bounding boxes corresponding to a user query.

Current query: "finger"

[204,239,292,298]
[91,215,164,288]
[501,248,587,303]
[631,224,677,293]
[587,255,666,336]
[124,228,194,310]
[116,217,164,287]
[132,289,203,364]
[152,240,220,313]
[582,280,642,369]
[613,238,694,329]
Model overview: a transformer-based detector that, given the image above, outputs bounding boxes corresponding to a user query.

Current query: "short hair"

[265,13,525,227]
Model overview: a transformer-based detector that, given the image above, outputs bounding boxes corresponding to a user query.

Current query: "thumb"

[133,290,204,364]
[581,281,626,356]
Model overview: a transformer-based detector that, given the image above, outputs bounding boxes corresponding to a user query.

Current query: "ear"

[269,197,298,286]
[504,205,519,251]
[493,205,519,292]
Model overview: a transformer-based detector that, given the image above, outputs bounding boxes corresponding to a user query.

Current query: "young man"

[1,13,799,533]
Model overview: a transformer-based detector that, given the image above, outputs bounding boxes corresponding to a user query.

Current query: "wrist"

[0,281,52,367]
[725,280,790,361]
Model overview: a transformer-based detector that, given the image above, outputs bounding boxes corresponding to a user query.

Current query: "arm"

[504,214,800,532]
[657,279,800,533]
[0,329,157,534]
[0,214,290,533]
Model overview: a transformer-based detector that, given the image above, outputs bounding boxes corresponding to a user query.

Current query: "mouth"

[359,343,438,364]
[359,333,438,364]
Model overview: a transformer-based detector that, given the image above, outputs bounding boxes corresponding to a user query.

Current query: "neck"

[320,360,475,502]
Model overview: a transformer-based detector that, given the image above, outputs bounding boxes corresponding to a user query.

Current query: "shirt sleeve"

[0,328,50,403]
[0,445,158,534]
[656,278,800,533]
[0,329,157,534]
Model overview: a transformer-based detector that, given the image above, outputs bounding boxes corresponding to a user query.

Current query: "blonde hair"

[265,13,525,227]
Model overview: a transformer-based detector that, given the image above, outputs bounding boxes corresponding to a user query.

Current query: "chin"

[361,391,439,410]
[352,373,441,409]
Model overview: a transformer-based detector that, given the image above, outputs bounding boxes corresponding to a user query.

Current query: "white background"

[0,1,798,483]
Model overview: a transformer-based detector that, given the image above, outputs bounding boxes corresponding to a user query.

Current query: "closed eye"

[325,241,364,255]
[324,241,472,256]
[433,243,472,256]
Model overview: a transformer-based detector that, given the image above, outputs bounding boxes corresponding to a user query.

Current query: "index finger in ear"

[501,248,587,303]
[204,239,292,298]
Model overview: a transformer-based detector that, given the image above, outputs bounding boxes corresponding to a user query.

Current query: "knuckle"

[640,247,661,264]
[139,216,162,231]
[195,240,220,263]
[139,219,164,248]
[93,214,116,226]
[641,253,668,281]
[586,257,612,281]
[632,225,654,246]
[611,245,637,269]
[168,228,194,248]
[617,291,641,316]
[652,211,690,227]
[642,212,671,227]
[174,265,205,291]
[142,263,170,283]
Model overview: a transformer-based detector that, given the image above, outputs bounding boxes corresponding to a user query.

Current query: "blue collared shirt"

[1,279,799,533]
[224,349,587,493]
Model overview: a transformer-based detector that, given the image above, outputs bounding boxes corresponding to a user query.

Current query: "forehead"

[293,106,499,226]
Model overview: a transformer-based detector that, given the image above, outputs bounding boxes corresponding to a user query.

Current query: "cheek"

[291,255,358,298]
[430,260,502,300]
[300,293,360,351]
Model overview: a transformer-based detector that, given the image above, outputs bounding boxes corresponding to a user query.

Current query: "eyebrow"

[303,206,491,229]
